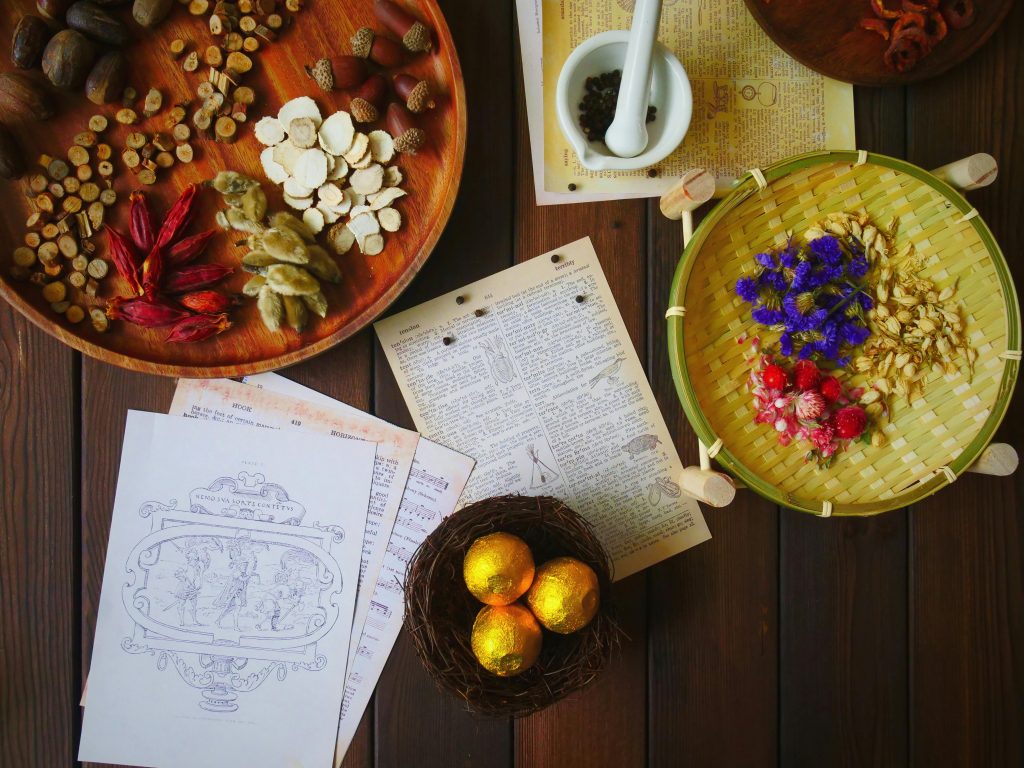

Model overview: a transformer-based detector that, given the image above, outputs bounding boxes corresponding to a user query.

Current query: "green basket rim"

[667,149,1021,516]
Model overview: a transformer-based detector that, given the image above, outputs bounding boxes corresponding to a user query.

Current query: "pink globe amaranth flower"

[795,390,826,421]
[774,418,788,432]
[810,424,835,454]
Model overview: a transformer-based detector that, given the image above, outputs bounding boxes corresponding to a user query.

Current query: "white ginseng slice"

[344,188,366,207]
[329,224,355,255]
[368,130,395,164]
[294,149,329,190]
[261,147,290,184]
[283,193,314,211]
[350,164,384,195]
[254,116,286,146]
[347,211,380,239]
[317,203,341,224]
[272,140,305,175]
[383,165,403,187]
[284,176,315,200]
[350,149,374,170]
[302,207,326,235]
[326,155,348,181]
[342,133,369,164]
[377,207,402,232]
[317,183,345,207]
[360,233,385,256]
[368,186,407,210]
[278,96,322,131]
[350,204,372,218]
[318,111,355,156]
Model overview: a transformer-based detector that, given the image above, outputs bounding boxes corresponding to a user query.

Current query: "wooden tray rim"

[0,4,467,379]
[667,149,1021,515]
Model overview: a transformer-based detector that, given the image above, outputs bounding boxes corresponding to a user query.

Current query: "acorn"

[67,1,132,47]
[36,0,73,24]
[350,26,404,68]
[374,0,433,53]
[11,16,51,69]
[386,102,425,153]
[0,72,57,122]
[304,57,335,91]
[393,73,434,113]
[350,74,388,123]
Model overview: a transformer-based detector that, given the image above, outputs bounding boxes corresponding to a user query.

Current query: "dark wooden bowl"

[0,0,466,377]
[742,0,1013,86]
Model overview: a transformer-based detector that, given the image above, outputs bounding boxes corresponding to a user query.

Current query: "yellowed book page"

[375,237,712,580]
[542,0,856,196]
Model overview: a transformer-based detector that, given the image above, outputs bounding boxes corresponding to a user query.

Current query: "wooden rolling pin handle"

[930,153,998,191]
[659,168,716,219]
[679,466,737,507]
[966,443,1018,476]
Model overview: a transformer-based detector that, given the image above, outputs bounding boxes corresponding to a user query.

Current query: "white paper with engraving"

[241,374,475,767]
[376,237,711,579]
[79,411,375,768]
[169,377,419,676]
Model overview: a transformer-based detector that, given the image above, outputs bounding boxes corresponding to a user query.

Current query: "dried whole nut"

[374,0,432,53]
[132,0,174,28]
[0,124,26,179]
[0,72,56,122]
[349,26,403,68]
[393,73,434,113]
[386,102,425,153]
[42,29,97,90]
[85,50,128,104]
[36,0,72,23]
[66,2,131,47]
[11,15,51,70]
[350,74,387,123]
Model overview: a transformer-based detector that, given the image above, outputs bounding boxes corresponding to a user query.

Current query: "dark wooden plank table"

[1,1,1021,766]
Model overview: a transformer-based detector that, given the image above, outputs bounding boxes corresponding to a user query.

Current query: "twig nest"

[404,495,621,718]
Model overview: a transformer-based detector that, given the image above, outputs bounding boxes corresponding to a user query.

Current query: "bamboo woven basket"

[667,150,1021,516]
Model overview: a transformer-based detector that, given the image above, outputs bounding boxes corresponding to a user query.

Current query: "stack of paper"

[79,377,475,768]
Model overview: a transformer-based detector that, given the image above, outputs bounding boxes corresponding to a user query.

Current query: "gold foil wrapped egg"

[471,604,543,677]
[526,557,600,634]
[463,532,535,605]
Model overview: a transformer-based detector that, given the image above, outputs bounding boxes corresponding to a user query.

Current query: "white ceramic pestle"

[603,0,663,158]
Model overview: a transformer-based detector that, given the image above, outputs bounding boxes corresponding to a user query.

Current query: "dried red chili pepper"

[105,225,143,296]
[162,264,234,294]
[106,296,191,327]
[141,245,164,299]
[177,290,237,314]
[156,184,200,250]
[166,313,231,343]
[166,229,218,268]
[129,191,156,255]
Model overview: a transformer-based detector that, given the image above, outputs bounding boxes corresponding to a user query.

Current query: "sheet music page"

[376,237,711,580]
[169,378,419,672]
[79,411,375,768]
[240,374,475,766]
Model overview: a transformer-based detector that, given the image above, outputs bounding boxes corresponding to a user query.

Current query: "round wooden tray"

[667,151,1020,515]
[0,0,466,377]
[742,0,1013,86]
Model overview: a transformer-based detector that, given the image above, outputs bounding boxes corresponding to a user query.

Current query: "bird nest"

[403,495,622,718]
